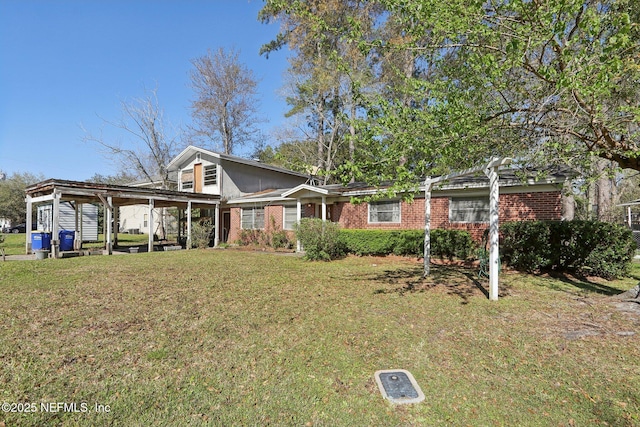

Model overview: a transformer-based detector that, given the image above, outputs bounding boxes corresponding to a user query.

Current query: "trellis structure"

[423,157,512,301]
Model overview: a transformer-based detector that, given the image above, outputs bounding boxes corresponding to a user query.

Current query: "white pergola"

[25,179,220,257]
[618,199,640,228]
[423,157,512,301]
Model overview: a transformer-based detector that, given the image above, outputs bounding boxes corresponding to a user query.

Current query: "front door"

[222,211,230,242]
[193,164,203,193]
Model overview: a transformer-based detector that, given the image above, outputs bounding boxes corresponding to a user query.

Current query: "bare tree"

[188,47,263,155]
[83,88,179,190]
[82,88,180,239]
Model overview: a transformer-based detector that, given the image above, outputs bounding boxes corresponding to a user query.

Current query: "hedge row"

[500,220,637,279]
[338,229,475,260]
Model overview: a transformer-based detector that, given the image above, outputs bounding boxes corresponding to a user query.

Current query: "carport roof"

[25,179,220,208]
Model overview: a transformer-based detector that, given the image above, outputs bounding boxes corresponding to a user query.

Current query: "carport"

[25,179,220,257]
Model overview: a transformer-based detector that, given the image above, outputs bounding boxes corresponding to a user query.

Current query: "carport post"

[186,201,192,250]
[148,199,154,253]
[113,204,119,247]
[25,195,33,254]
[105,196,113,255]
[52,191,61,258]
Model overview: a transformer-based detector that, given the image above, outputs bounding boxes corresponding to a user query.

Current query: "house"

[118,172,179,236]
[36,202,99,241]
[226,168,573,244]
[163,145,311,244]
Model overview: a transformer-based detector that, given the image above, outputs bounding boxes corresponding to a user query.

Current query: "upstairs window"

[450,197,489,223]
[204,165,218,186]
[241,207,265,229]
[181,169,194,190]
[368,201,401,223]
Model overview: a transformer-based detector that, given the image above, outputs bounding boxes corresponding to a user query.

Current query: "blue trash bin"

[32,232,52,250]
[59,230,75,251]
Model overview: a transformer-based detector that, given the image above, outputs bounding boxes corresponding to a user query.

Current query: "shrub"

[430,229,475,260]
[500,220,636,279]
[191,219,214,249]
[237,229,266,246]
[393,230,424,256]
[294,218,344,261]
[270,229,292,249]
[339,230,397,256]
[338,229,474,259]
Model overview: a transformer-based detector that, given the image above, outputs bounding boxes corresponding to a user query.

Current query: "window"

[181,169,194,190]
[450,197,489,223]
[143,214,148,228]
[204,165,217,186]
[368,201,401,223]
[241,207,265,229]
[283,206,298,230]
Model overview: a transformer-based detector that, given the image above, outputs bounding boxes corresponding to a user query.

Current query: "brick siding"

[227,191,562,243]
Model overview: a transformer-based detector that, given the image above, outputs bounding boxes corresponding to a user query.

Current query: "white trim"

[367,200,401,224]
[449,196,490,223]
[282,204,298,230]
[281,184,332,198]
[168,145,308,178]
[240,206,265,230]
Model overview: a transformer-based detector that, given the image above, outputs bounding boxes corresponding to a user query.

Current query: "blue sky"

[0,0,290,180]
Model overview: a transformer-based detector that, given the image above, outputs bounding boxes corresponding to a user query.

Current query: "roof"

[26,179,220,209]
[167,145,310,179]
[227,166,574,204]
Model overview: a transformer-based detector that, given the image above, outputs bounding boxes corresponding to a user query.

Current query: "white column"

[186,201,192,250]
[423,178,432,277]
[214,203,220,247]
[106,196,113,255]
[485,166,500,301]
[25,195,33,254]
[321,196,327,221]
[628,206,632,228]
[148,199,154,253]
[296,198,302,252]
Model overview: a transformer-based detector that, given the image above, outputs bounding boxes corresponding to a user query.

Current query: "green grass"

[1,251,639,426]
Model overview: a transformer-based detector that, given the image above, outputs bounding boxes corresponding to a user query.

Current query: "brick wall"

[333,191,562,242]
[227,190,562,244]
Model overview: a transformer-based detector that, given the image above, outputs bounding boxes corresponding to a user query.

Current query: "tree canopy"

[262,0,640,193]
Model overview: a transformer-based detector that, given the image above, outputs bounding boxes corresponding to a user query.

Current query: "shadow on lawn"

[368,265,507,304]
[535,271,625,296]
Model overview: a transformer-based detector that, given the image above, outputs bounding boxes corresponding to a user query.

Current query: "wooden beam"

[148,199,154,253]
[25,195,33,254]
[52,191,61,258]
[186,201,192,250]
[105,196,113,255]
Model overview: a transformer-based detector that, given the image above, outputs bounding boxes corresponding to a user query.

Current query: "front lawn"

[0,251,638,426]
